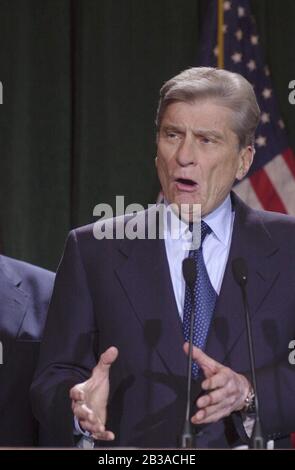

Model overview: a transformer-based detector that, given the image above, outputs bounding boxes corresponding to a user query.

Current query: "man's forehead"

[164,98,231,113]
[159,102,241,147]
[162,105,231,129]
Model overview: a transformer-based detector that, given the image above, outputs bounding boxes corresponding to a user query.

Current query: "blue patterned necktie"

[182,221,218,378]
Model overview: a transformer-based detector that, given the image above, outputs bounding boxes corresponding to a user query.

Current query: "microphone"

[232,257,265,449]
[181,257,197,448]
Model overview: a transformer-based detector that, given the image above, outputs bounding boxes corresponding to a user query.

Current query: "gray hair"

[156,67,261,149]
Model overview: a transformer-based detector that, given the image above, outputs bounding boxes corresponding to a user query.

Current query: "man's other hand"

[70,346,118,440]
[183,343,250,424]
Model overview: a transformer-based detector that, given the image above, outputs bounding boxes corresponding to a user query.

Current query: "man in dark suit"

[31,67,295,448]
[0,255,54,446]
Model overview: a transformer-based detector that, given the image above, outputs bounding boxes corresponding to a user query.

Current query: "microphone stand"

[181,291,196,448]
[240,284,265,449]
[232,258,265,449]
[181,258,197,448]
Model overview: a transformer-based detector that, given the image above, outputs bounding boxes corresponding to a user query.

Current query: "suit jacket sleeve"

[232,356,295,446]
[253,359,295,440]
[31,230,98,446]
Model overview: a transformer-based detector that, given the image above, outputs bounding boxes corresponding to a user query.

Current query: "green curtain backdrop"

[0,0,294,270]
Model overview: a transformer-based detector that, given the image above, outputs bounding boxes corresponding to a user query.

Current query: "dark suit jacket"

[0,255,54,446]
[31,194,295,448]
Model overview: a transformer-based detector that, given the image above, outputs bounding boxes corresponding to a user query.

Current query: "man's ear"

[155,131,159,145]
[236,146,254,181]
[155,132,160,169]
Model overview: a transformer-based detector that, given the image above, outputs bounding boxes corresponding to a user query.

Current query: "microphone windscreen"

[182,257,197,290]
[232,257,248,286]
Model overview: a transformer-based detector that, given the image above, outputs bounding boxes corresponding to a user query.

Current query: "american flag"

[198,0,295,215]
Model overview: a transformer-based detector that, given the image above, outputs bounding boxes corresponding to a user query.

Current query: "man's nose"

[175,137,196,166]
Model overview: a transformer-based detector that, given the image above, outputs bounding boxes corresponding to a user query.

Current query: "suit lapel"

[115,209,187,377]
[0,256,29,338]
[206,194,280,364]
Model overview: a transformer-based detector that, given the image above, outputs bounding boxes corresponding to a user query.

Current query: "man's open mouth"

[175,177,197,187]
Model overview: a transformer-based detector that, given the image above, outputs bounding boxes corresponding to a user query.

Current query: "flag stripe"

[250,169,287,213]
[264,154,295,214]
[283,148,295,179]
[234,178,263,210]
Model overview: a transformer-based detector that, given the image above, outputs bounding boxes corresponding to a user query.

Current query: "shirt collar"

[162,200,191,240]
[162,194,233,246]
[203,195,233,246]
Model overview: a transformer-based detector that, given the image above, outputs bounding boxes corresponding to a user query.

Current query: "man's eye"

[167,132,179,139]
[200,137,215,144]
[200,137,211,144]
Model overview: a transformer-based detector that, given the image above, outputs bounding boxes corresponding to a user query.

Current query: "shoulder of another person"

[0,254,54,284]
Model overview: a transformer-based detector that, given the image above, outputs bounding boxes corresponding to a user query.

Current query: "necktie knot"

[200,220,212,244]
[189,220,212,246]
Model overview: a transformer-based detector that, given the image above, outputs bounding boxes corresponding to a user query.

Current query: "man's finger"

[192,405,229,424]
[183,343,220,373]
[93,346,119,375]
[200,364,216,380]
[196,386,228,409]
[91,430,115,441]
[70,385,85,402]
[73,403,94,422]
[201,369,231,391]
[192,401,230,424]
[79,418,105,434]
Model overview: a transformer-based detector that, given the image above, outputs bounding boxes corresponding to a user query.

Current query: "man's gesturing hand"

[183,343,251,424]
[70,346,118,441]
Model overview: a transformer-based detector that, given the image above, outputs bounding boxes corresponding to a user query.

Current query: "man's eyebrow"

[160,124,225,140]
[194,128,224,140]
[160,124,184,132]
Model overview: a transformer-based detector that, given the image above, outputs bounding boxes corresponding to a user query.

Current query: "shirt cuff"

[74,415,92,437]
[242,412,255,438]
[74,416,95,448]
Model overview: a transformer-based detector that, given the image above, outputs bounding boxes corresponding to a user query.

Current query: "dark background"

[0,0,294,271]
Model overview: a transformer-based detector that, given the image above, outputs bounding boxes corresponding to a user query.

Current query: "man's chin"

[169,193,201,206]
[166,198,202,224]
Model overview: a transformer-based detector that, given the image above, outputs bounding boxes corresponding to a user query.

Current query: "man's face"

[156,100,253,218]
